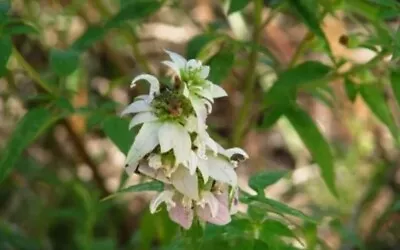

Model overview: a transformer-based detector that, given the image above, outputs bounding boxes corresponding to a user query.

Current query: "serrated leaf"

[102,116,135,155]
[72,26,106,50]
[106,0,162,28]
[359,84,397,138]
[228,0,250,14]
[208,49,234,84]
[101,181,163,201]
[264,61,331,107]
[50,49,80,76]
[0,108,58,183]
[249,169,288,193]
[284,105,337,197]
[0,36,12,76]
[3,22,39,35]
[344,78,358,103]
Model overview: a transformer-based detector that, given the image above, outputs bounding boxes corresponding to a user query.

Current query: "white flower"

[198,154,238,187]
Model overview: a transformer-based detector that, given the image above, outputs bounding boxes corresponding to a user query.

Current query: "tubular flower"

[121,50,248,229]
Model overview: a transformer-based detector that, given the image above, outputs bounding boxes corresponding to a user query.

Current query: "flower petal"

[187,151,198,175]
[162,60,181,75]
[197,194,231,225]
[189,95,208,131]
[206,156,237,186]
[171,124,191,166]
[197,159,209,183]
[208,82,227,98]
[185,115,198,133]
[171,166,199,200]
[199,65,210,79]
[223,147,249,160]
[168,201,194,229]
[149,190,175,214]
[186,59,202,71]
[158,122,175,153]
[165,50,187,70]
[120,100,152,116]
[129,112,158,129]
[200,191,219,218]
[137,163,171,183]
[125,122,161,170]
[131,74,160,100]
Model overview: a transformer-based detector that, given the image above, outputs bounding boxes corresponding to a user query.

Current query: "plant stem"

[232,0,264,145]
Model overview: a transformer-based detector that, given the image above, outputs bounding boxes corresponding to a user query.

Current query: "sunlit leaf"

[0,35,11,76]
[50,48,80,76]
[102,116,135,154]
[0,108,59,183]
[228,0,250,14]
[249,169,288,193]
[208,49,234,84]
[284,105,338,197]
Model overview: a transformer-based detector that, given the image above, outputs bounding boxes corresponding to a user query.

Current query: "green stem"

[231,0,263,145]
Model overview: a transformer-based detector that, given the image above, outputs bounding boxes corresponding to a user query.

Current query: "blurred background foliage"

[0,0,400,249]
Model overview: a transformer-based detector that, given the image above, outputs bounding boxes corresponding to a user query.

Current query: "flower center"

[151,90,193,123]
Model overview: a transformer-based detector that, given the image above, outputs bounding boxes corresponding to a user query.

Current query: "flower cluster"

[121,50,248,229]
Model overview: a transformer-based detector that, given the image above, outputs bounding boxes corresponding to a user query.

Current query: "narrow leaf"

[101,181,163,201]
[260,219,296,238]
[72,26,106,51]
[208,49,234,84]
[0,36,12,76]
[390,70,400,108]
[288,0,325,38]
[50,49,80,76]
[260,107,285,129]
[249,169,288,193]
[3,22,39,35]
[284,105,338,197]
[102,116,135,155]
[228,0,250,14]
[0,108,58,183]
[344,78,358,103]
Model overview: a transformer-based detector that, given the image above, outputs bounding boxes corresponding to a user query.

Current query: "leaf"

[186,33,221,59]
[284,105,338,197]
[72,26,107,50]
[208,49,234,84]
[259,107,285,129]
[359,84,397,138]
[344,78,358,103]
[264,61,331,107]
[102,116,135,155]
[50,49,80,76]
[101,181,163,201]
[228,0,250,14]
[0,108,58,183]
[288,0,324,38]
[0,2,9,25]
[0,35,11,76]
[3,22,39,35]
[390,70,400,108]
[260,219,295,238]
[106,0,162,28]
[249,169,288,193]
[392,200,400,211]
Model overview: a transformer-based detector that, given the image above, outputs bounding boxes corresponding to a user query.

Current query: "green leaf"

[106,0,162,28]
[249,169,288,193]
[260,107,285,129]
[359,84,397,138]
[72,26,106,50]
[0,108,58,183]
[390,70,400,108]
[101,181,163,201]
[186,33,221,59]
[0,35,11,76]
[102,116,135,155]
[50,49,80,76]
[284,105,337,197]
[344,78,358,103]
[392,200,400,211]
[288,0,325,38]
[264,61,331,107]
[208,49,234,84]
[260,219,295,238]
[228,0,250,14]
[3,22,39,35]
[0,2,9,25]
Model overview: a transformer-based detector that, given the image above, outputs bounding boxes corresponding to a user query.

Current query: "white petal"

[199,65,210,79]
[197,159,209,183]
[158,123,176,153]
[208,81,227,98]
[185,115,198,133]
[131,74,160,100]
[223,147,249,159]
[207,156,237,186]
[187,151,198,175]
[183,83,190,97]
[148,154,162,170]
[135,94,149,100]
[186,59,202,71]
[165,50,187,70]
[189,95,208,130]
[171,167,199,200]
[198,88,214,103]
[171,124,191,166]
[121,100,152,116]
[125,122,161,167]
[129,112,158,129]
[137,163,171,183]
[150,190,175,214]
[204,134,219,155]
[162,60,181,75]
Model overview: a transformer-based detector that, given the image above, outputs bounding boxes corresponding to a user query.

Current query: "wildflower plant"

[121,51,248,229]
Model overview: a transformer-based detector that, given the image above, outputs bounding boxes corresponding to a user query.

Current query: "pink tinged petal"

[168,201,194,229]
[131,74,160,100]
[207,156,238,186]
[125,122,161,170]
[197,197,231,225]
[137,163,171,183]
[164,50,187,69]
[201,191,219,218]
[199,65,210,79]
[197,159,209,183]
[120,100,152,116]
[129,112,158,129]
[171,167,199,200]
[150,190,175,214]
[230,187,240,215]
